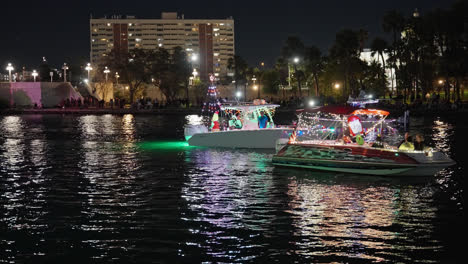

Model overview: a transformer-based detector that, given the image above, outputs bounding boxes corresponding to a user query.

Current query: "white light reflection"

[432,119,453,154]
[180,148,275,258]
[285,176,437,261]
[0,116,49,238]
[76,113,140,254]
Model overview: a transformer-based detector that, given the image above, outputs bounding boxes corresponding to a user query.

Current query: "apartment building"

[90,12,235,80]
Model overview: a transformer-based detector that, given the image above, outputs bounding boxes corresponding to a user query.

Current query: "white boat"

[184,103,294,149]
[272,106,455,176]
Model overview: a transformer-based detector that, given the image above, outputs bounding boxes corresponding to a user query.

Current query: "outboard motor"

[184,124,208,141]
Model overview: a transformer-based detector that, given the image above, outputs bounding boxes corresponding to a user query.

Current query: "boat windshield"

[293,109,401,146]
[221,103,280,130]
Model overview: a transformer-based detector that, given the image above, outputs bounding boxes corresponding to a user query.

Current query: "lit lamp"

[191,53,198,62]
[252,75,259,98]
[6,63,14,83]
[438,79,444,85]
[115,72,120,84]
[62,63,69,82]
[192,68,198,79]
[32,70,38,82]
[103,66,110,82]
[85,63,93,81]
[334,83,341,89]
[235,91,242,99]
[293,57,302,96]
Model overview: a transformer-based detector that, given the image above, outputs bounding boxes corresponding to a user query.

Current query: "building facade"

[90,12,235,80]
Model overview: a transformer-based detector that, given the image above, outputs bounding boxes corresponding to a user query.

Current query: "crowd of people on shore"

[31,93,467,113]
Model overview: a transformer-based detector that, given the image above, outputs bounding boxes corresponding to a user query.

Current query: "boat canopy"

[351,109,389,116]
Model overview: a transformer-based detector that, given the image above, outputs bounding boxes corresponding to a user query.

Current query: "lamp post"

[293,57,302,97]
[235,91,242,103]
[115,72,120,85]
[62,63,69,82]
[252,75,259,99]
[6,63,14,82]
[103,66,110,82]
[32,70,38,82]
[49,72,53,82]
[85,63,93,81]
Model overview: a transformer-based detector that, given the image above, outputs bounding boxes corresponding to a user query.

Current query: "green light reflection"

[138,141,197,151]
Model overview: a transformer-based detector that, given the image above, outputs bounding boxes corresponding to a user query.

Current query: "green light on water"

[138,141,195,151]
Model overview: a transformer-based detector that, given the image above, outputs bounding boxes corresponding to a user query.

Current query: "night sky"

[1,0,456,70]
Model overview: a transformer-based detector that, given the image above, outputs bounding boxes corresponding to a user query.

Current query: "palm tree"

[304,46,324,96]
[330,29,361,98]
[370,37,389,95]
[227,55,249,100]
[382,10,405,95]
[281,36,305,97]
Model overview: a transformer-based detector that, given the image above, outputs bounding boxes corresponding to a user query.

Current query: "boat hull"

[272,143,455,176]
[187,128,294,149]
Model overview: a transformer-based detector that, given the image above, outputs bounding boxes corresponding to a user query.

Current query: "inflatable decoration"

[347,115,363,136]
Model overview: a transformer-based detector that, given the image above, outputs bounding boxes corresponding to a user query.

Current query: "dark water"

[0,113,464,263]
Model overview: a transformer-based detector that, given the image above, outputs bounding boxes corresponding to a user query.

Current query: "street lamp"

[191,53,198,62]
[6,63,14,82]
[293,57,302,97]
[192,68,198,78]
[115,72,120,84]
[103,66,110,82]
[85,63,93,81]
[252,75,260,98]
[334,83,341,89]
[62,63,69,82]
[32,70,38,82]
[235,91,242,102]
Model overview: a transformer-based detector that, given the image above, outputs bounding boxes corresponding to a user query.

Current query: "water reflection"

[75,114,142,259]
[0,114,463,262]
[431,119,453,154]
[180,148,277,259]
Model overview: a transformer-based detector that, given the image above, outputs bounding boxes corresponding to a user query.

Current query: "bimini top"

[297,105,389,116]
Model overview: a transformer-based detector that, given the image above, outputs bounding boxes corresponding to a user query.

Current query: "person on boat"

[228,113,243,129]
[372,134,384,148]
[258,111,269,129]
[399,135,415,151]
[414,133,425,151]
[210,111,220,132]
[355,134,365,146]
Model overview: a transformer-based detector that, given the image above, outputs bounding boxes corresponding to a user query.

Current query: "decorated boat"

[272,106,455,176]
[184,101,294,149]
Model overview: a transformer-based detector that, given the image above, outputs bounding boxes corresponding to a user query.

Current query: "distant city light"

[32,70,38,82]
